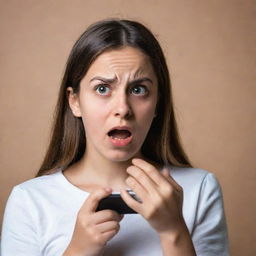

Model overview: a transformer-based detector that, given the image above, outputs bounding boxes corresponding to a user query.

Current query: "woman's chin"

[104,150,141,163]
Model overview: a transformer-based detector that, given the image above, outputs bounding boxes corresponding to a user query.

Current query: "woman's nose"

[113,93,132,119]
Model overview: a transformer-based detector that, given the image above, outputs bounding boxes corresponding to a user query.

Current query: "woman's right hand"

[63,188,124,256]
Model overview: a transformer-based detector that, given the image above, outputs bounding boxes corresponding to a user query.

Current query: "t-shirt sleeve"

[192,173,230,256]
[1,186,41,256]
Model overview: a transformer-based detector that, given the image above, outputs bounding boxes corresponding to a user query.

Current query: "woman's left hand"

[120,158,184,236]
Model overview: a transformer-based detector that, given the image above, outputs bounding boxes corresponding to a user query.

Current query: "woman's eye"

[130,85,148,95]
[95,85,110,95]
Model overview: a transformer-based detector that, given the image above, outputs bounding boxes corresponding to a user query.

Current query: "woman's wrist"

[62,247,84,256]
[63,251,102,256]
[62,248,103,256]
[62,246,99,256]
[159,222,196,256]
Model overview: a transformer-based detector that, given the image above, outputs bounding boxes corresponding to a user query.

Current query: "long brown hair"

[36,19,192,177]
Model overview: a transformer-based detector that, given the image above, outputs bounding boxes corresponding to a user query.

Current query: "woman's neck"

[63,151,142,193]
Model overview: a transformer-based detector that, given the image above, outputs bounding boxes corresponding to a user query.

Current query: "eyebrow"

[90,76,117,84]
[90,76,153,85]
[129,77,153,86]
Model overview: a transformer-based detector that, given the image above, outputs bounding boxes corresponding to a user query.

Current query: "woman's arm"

[120,158,196,255]
[191,173,229,255]
[1,186,40,256]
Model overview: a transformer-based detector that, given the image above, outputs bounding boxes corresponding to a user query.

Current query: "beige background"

[0,0,255,255]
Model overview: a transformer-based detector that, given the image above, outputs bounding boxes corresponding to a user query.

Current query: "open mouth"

[107,127,133,146]
[108,129,132,140]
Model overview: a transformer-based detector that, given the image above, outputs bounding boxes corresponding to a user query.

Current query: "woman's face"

[68,46,158,162]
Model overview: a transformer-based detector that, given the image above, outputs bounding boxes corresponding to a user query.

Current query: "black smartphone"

[96,191,140,214]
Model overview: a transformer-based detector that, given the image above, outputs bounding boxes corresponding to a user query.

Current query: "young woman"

[1,19,229,256]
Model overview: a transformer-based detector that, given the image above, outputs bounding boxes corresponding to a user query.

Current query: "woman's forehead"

[85,46,156,80]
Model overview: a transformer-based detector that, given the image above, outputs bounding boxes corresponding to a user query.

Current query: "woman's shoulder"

[3,170,63,217]
[7,169,73,203]
[11,168,87,200]
[15,169,63,191]
[166,165,221,193]
[6,168,87,212]
[168,165,209,179]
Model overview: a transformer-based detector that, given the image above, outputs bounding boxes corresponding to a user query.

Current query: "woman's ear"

[67,87,82,117]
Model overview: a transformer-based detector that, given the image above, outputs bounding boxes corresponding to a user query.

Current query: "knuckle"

[147,166,155,175]
[146,167,154,175]
[154,195,163,209]
[130,168,140,178]
[87,226,97,239]
[163,185,174,197]
[135,171,143,180]
[93,233,102,244]
[96,190,106,200]
[90,190,99,198]
[109,230,117,238]
[113,222,120,231]
[127,176,135,186]
[106,210,116,219]
[94,188,107,198]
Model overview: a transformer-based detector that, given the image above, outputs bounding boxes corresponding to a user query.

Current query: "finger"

[126,175,149,202]
[126,165,158,196]
[96,220,120,234]
[132,158,168,187]
[80,188,112,214]
[93,210,123,225]
[161,168,183,191]
[120,188,142,213]
[101,229,118,241]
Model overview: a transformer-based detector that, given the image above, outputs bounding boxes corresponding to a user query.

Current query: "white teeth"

[111,136,126,140]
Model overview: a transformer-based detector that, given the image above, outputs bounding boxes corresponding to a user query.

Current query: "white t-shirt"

[1,166,229,256]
